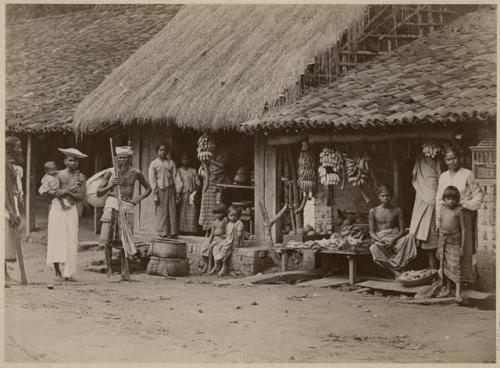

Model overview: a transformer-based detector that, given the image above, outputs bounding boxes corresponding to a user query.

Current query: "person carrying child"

[437,186,466,303]
[39,161,72,210]
[209,205,244,276]
[200,203,228,273]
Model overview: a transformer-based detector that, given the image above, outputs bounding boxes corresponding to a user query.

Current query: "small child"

[201,204,228,273]
[38,161,71,210]
[437,186,465,303]
[209,206,244,276]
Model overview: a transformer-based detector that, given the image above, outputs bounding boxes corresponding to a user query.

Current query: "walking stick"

[15,232,27,285]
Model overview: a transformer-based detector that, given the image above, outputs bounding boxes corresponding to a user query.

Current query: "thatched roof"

[73,5,368,134]
[240,8,497,133]
[6,4,181,134]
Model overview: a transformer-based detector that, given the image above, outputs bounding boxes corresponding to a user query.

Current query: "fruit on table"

[307,230,316,236]
[304,225,313,233]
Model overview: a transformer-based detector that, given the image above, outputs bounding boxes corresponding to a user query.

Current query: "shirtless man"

[369,185,417,277]
[46,148,87,281]
[97,146,151,282]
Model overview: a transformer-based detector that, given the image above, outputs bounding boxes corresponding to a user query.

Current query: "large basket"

[165,258,190,277]
[398,270,437,287]
[146,256,168,276]
[149,238,187,259]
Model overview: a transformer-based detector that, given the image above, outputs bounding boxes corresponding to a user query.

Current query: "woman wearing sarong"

[198,151,229,233]
[177,154,200,234]
[436,146,483,284]
[369,185,417,278]
[409,153,440,269]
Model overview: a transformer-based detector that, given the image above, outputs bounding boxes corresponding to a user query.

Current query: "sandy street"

[4,242,496,364]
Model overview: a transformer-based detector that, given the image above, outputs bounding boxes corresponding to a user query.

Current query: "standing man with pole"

[5,136,27,286]
[97,144,151,282]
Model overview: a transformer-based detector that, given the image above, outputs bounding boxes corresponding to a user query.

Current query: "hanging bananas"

[421,142,441,159]
[197,134,216,163]
[345,155,370,187]
[318,148,343,187]
[297,141,317,194]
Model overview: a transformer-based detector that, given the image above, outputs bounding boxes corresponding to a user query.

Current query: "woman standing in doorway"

[436,146,483,287]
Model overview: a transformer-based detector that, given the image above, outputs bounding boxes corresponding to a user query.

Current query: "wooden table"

[278,247,371,285]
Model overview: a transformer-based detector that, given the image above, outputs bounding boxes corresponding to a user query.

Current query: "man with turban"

[97,146,151,282]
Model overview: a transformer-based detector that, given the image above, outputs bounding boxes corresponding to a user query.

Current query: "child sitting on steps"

[201,204,228,273]
[209,205,244,277]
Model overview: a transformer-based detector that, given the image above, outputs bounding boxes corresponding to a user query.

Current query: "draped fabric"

[369,229,417,272]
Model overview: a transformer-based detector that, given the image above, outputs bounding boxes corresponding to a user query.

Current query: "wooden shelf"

[216,183,255,190]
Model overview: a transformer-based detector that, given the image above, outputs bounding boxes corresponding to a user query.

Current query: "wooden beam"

[254,134,266,242]
[25,134,36,235]
[390,140,400,202]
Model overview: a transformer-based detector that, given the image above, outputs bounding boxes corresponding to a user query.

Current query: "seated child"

[437,186,465,303]
[209,206,244,277]
[201,203,228,273]
[38,161,71,210]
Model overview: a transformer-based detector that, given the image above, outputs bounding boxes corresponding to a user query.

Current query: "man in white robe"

[45,148,87,281]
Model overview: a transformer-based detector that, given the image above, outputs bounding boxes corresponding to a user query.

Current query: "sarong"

[178,192,198,234]
[369,229,417,272]
[155,187,177,236]
[46,198,79,278]
[100,196,135,248]
[461,209,475,283]
[199,185,217,231]
[438,230,462,284]
[212,221,244,261]
[200,235,225,257]
[5,218,19,263]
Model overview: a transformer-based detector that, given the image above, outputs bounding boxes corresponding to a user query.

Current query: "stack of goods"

[421,142,441,159]
[197,134,216,163]
[345,156,370,187]
[285,224,371,253]
[297,141,316,194]
[147,238,190,277]
[318,148,343,187]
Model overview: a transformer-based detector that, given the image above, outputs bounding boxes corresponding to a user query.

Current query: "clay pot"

[234,167,250,185]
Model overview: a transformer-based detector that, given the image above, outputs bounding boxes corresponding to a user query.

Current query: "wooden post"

[389,140,400,203]
[347,255,356,285]
[25,134,36,235]
[254,135,266,242]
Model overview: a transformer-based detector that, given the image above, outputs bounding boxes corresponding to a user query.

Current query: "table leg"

[347,255,356,285]
[281,251,289,272]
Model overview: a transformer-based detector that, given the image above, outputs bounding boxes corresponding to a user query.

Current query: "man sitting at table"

[368,185,417,278]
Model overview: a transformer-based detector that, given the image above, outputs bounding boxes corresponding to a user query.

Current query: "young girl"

[209,206,244,276]
[437,186,466,303]
[201,204,228,273]
[177,154,199,234]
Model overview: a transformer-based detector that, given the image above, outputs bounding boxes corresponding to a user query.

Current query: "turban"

[115,146,134,157]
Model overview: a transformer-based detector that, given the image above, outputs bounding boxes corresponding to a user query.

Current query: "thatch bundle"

[73,5,367,134]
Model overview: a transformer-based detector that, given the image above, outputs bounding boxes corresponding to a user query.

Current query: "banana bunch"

[346,155,370,187]
[297,142,316,193]
[318,148,343,187]
[197,134,216,162]
[421,142,441,159]
[340,224,368,240]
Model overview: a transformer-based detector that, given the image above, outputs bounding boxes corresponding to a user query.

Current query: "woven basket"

[398,270,437,287]
[165,258,190,277]
[146,256,168,276]
[149,238,187,259]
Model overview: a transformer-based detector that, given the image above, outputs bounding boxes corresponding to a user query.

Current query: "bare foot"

[437,286,450,298]
[208,266,218,275]
[455,293,463,303]
[64,277,76,282]
[218,265,229,277]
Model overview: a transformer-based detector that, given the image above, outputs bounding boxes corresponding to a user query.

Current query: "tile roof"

[6,4,181,134]
[240,8,496,134]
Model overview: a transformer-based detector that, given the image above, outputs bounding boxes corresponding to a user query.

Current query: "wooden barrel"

[149,238,187,259]
[165,258,190,277]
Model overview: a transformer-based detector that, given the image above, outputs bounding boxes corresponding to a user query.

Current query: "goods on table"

[345,156,370,187]
[398,268,437,287]
[297,141,316,194]
[197,134,216,162]
[318,148,343,187]
[285,225,371,253]
[421,142,441,159]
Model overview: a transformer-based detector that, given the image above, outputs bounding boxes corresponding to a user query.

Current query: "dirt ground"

[4,242,496,363]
